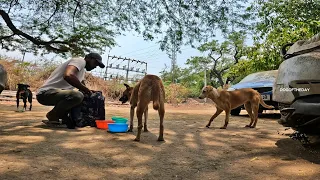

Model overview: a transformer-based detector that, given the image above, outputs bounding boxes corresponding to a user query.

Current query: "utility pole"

[171,38,177,83]
[126,58,130,82]
[21,50,26,62]
[104,55,147,82]
[204,66,207,87]
[204,64,207,103]
[104,49,111,80]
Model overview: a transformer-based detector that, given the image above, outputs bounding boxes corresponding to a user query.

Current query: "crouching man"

[36,53,105,129]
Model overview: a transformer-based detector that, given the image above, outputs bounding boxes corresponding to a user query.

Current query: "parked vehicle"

[273,33,320,139]
[228,70,279,115]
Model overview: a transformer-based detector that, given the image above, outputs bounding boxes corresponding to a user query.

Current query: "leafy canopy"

[0,0,249,56]
[246,0,320,70]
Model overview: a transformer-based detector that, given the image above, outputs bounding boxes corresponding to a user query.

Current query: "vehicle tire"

[231,108,241,116]
[278,102,292,126]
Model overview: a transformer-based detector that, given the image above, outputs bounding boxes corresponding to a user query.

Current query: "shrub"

[164,83,190,104]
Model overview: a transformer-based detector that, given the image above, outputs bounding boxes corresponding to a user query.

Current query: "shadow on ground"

[0,103,319,180]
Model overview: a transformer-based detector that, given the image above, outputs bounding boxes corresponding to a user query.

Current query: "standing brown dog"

[119,74,165,142]
[199,86,274,129]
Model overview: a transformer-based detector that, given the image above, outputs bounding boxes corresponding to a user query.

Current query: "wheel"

[278,102,294,126]
[231,108,241,116]
[278,102,291,118]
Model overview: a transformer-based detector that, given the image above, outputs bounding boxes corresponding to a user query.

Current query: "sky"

[0,0,255,81]
[99,33,207,79]
[1,28,252,82]
[0,32,206,79]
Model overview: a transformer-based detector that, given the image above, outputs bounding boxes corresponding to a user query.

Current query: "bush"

[84,74,127,100]
[187,87,202,98]
[0,59,58,91]
[164,83,190,104]
[0,58,125,100]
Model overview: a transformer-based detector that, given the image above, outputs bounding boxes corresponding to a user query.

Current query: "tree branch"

[210,69,224,87]
[115,0,132,15]
[216,49,223,61]
[73,1,81,28]
[0,9,71,53]
[47,2,60,27]
[27,1,60,30]
[8,0,19,14]
[161,0,181,26]
[209,49,223,71]
[0,33,15,40]
[233,46,239,64]
[219,65,229,74]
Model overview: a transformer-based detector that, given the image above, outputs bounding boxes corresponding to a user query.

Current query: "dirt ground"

[0,101,320,180]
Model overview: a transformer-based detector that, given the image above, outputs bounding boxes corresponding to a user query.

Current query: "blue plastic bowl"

[108,123,128,133]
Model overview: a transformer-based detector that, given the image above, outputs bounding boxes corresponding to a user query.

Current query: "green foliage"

[0,0,250,56]
[246,0,320,70]
[159,65,184,84]
[225,0,320,81]
[224,60,255,84]
[179,68,205,97]
[159,30,249,100]
[161,0,320,102]
[186,31,248,86]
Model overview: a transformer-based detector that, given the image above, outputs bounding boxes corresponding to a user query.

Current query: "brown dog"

[119,74,165,142]
[199,86,274,129]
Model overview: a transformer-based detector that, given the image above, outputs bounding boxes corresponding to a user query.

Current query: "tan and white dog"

[199,86,274,129]
[119,74,165,142]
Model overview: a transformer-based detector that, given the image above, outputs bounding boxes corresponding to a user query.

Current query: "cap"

[85,53,105,68]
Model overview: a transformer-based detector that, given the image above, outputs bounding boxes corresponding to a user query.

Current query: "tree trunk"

[210,69,224,87]
[216,74,224,87]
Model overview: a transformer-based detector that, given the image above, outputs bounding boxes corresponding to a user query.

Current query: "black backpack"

[70,91,106,127]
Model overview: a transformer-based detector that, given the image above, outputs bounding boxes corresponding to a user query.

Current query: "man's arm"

[64,65,90,94]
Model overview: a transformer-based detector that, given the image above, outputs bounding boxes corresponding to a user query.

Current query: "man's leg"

[37,89,84,128]
[70,105,82,126]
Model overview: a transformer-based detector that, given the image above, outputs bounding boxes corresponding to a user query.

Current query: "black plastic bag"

[70,91,106,127]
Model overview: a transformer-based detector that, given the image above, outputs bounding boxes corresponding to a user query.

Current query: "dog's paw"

[144,129,149,132]
[128,129,133,132]
[250,126,256,128]
[205,125,210,128]
[157,137,164,141]
[220,126,226,129]
[245,125,251,128]
[134,138,140,142]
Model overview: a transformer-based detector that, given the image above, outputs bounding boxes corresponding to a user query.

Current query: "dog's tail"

[152,82,161,110]
[259,95,274,109]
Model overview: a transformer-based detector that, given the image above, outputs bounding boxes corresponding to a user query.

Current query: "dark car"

[228,70,279,115]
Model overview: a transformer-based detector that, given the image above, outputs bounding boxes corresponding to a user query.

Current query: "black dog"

[16,83,32,111]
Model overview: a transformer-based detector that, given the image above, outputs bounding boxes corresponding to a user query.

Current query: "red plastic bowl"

[95,120,114,129]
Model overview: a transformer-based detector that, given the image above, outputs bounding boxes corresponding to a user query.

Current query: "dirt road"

[0,101,319,180]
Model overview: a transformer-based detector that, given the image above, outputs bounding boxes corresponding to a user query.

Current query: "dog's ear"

[211,87,220,98]
[124,83,130,89]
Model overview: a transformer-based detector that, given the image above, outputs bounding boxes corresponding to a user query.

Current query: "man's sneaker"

[42,120,66,128]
